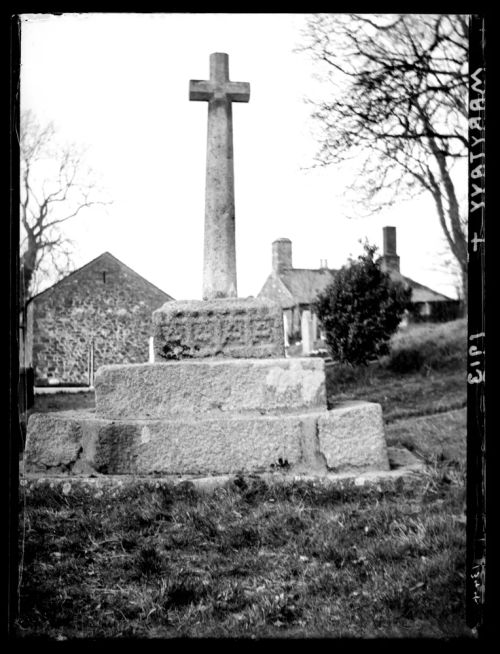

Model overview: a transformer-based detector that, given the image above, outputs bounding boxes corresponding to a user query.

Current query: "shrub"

[315,243,411,365]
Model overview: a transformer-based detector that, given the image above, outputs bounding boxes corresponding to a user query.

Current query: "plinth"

[24,356,390,476]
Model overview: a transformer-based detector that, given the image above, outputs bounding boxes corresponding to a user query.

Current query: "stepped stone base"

[24,401,389,476]
[94,358,326,420]
[26,357,390,477]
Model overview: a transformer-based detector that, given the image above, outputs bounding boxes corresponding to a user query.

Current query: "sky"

[20,12,463,301]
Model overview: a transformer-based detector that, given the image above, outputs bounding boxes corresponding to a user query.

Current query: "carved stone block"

[152,297,285,360]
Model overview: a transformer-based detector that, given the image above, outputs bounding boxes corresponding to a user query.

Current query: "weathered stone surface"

[317,401,389,472]
[25,410,303,475]
[189,53,250,300]
[153,297,284,360]
[94,358,326,420]
[24,411,97,473]
[25,401,389,476]
[94,415,303,475]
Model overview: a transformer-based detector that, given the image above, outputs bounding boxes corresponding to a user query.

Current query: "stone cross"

[189,53,250,300]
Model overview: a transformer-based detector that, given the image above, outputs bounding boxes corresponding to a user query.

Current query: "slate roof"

[259,266,455,307]
[279,268,337,304]
[258,268,336,309]
[389,270,456,303]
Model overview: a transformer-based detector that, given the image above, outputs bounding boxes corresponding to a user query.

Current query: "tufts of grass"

[389,319,466,373]
[385,408,466,464]
[325,320,466,415]
[16,471,471,640]
[386,348,425,373]
[17,320,470,639]
[326,364,465,422]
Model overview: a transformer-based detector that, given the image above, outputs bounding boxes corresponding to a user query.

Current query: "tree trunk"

[20,248,36,304]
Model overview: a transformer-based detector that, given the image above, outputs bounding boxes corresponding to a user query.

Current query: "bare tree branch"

[19,110,112,303]
[299,13,468,305]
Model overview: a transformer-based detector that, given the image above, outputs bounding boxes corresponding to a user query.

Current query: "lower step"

[24,401,389,476]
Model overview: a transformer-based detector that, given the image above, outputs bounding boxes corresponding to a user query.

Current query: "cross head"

[189,53,250,104]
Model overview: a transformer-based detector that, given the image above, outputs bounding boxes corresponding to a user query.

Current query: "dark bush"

[315,243,412,365]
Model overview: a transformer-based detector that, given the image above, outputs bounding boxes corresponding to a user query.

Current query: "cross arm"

[226,81,250,103]
[189,79,250,103]
[189,80,212,101]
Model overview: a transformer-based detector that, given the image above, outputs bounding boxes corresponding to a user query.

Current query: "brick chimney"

[381,226,400,273]
[272,238,292,274]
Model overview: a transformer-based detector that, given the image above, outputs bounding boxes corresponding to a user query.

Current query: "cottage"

[258,227,461,347]
[257,238,336,345]
[21,252,174,386]
[380,227,461,323]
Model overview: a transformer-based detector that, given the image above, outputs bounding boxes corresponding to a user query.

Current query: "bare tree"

[299,14,468,306]
[20,109,109,303]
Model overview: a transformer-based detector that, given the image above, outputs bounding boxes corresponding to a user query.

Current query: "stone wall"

[258,274,293,309]
[30,253,172,385]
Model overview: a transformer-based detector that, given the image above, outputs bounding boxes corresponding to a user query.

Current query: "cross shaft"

[189,53,250,300]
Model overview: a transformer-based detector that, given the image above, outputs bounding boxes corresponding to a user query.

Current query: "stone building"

[257,227,460,345]
[22,252,174,386]
[257,238,336,344]
[380,226,461,322]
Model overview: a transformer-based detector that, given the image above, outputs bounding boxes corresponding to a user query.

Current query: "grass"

[17,472,469,639]
[325,319,466,422]
[32,390,95,413]
[390,319,466,371]
[17,318,471,639]
[385,409,466,464]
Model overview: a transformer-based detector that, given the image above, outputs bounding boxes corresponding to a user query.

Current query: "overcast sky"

[20,12,462,301]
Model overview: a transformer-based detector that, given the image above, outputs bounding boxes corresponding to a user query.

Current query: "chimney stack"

[272,238,292,274]
[319,259,328,269]
[381,226,400,273]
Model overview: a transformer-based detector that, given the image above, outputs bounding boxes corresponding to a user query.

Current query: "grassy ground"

[32,390,95,413]
[385,410,466,464]
[325,318,466,424]
[17,319,470,639]
[17,473,469,639]
[327,366,464,424]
